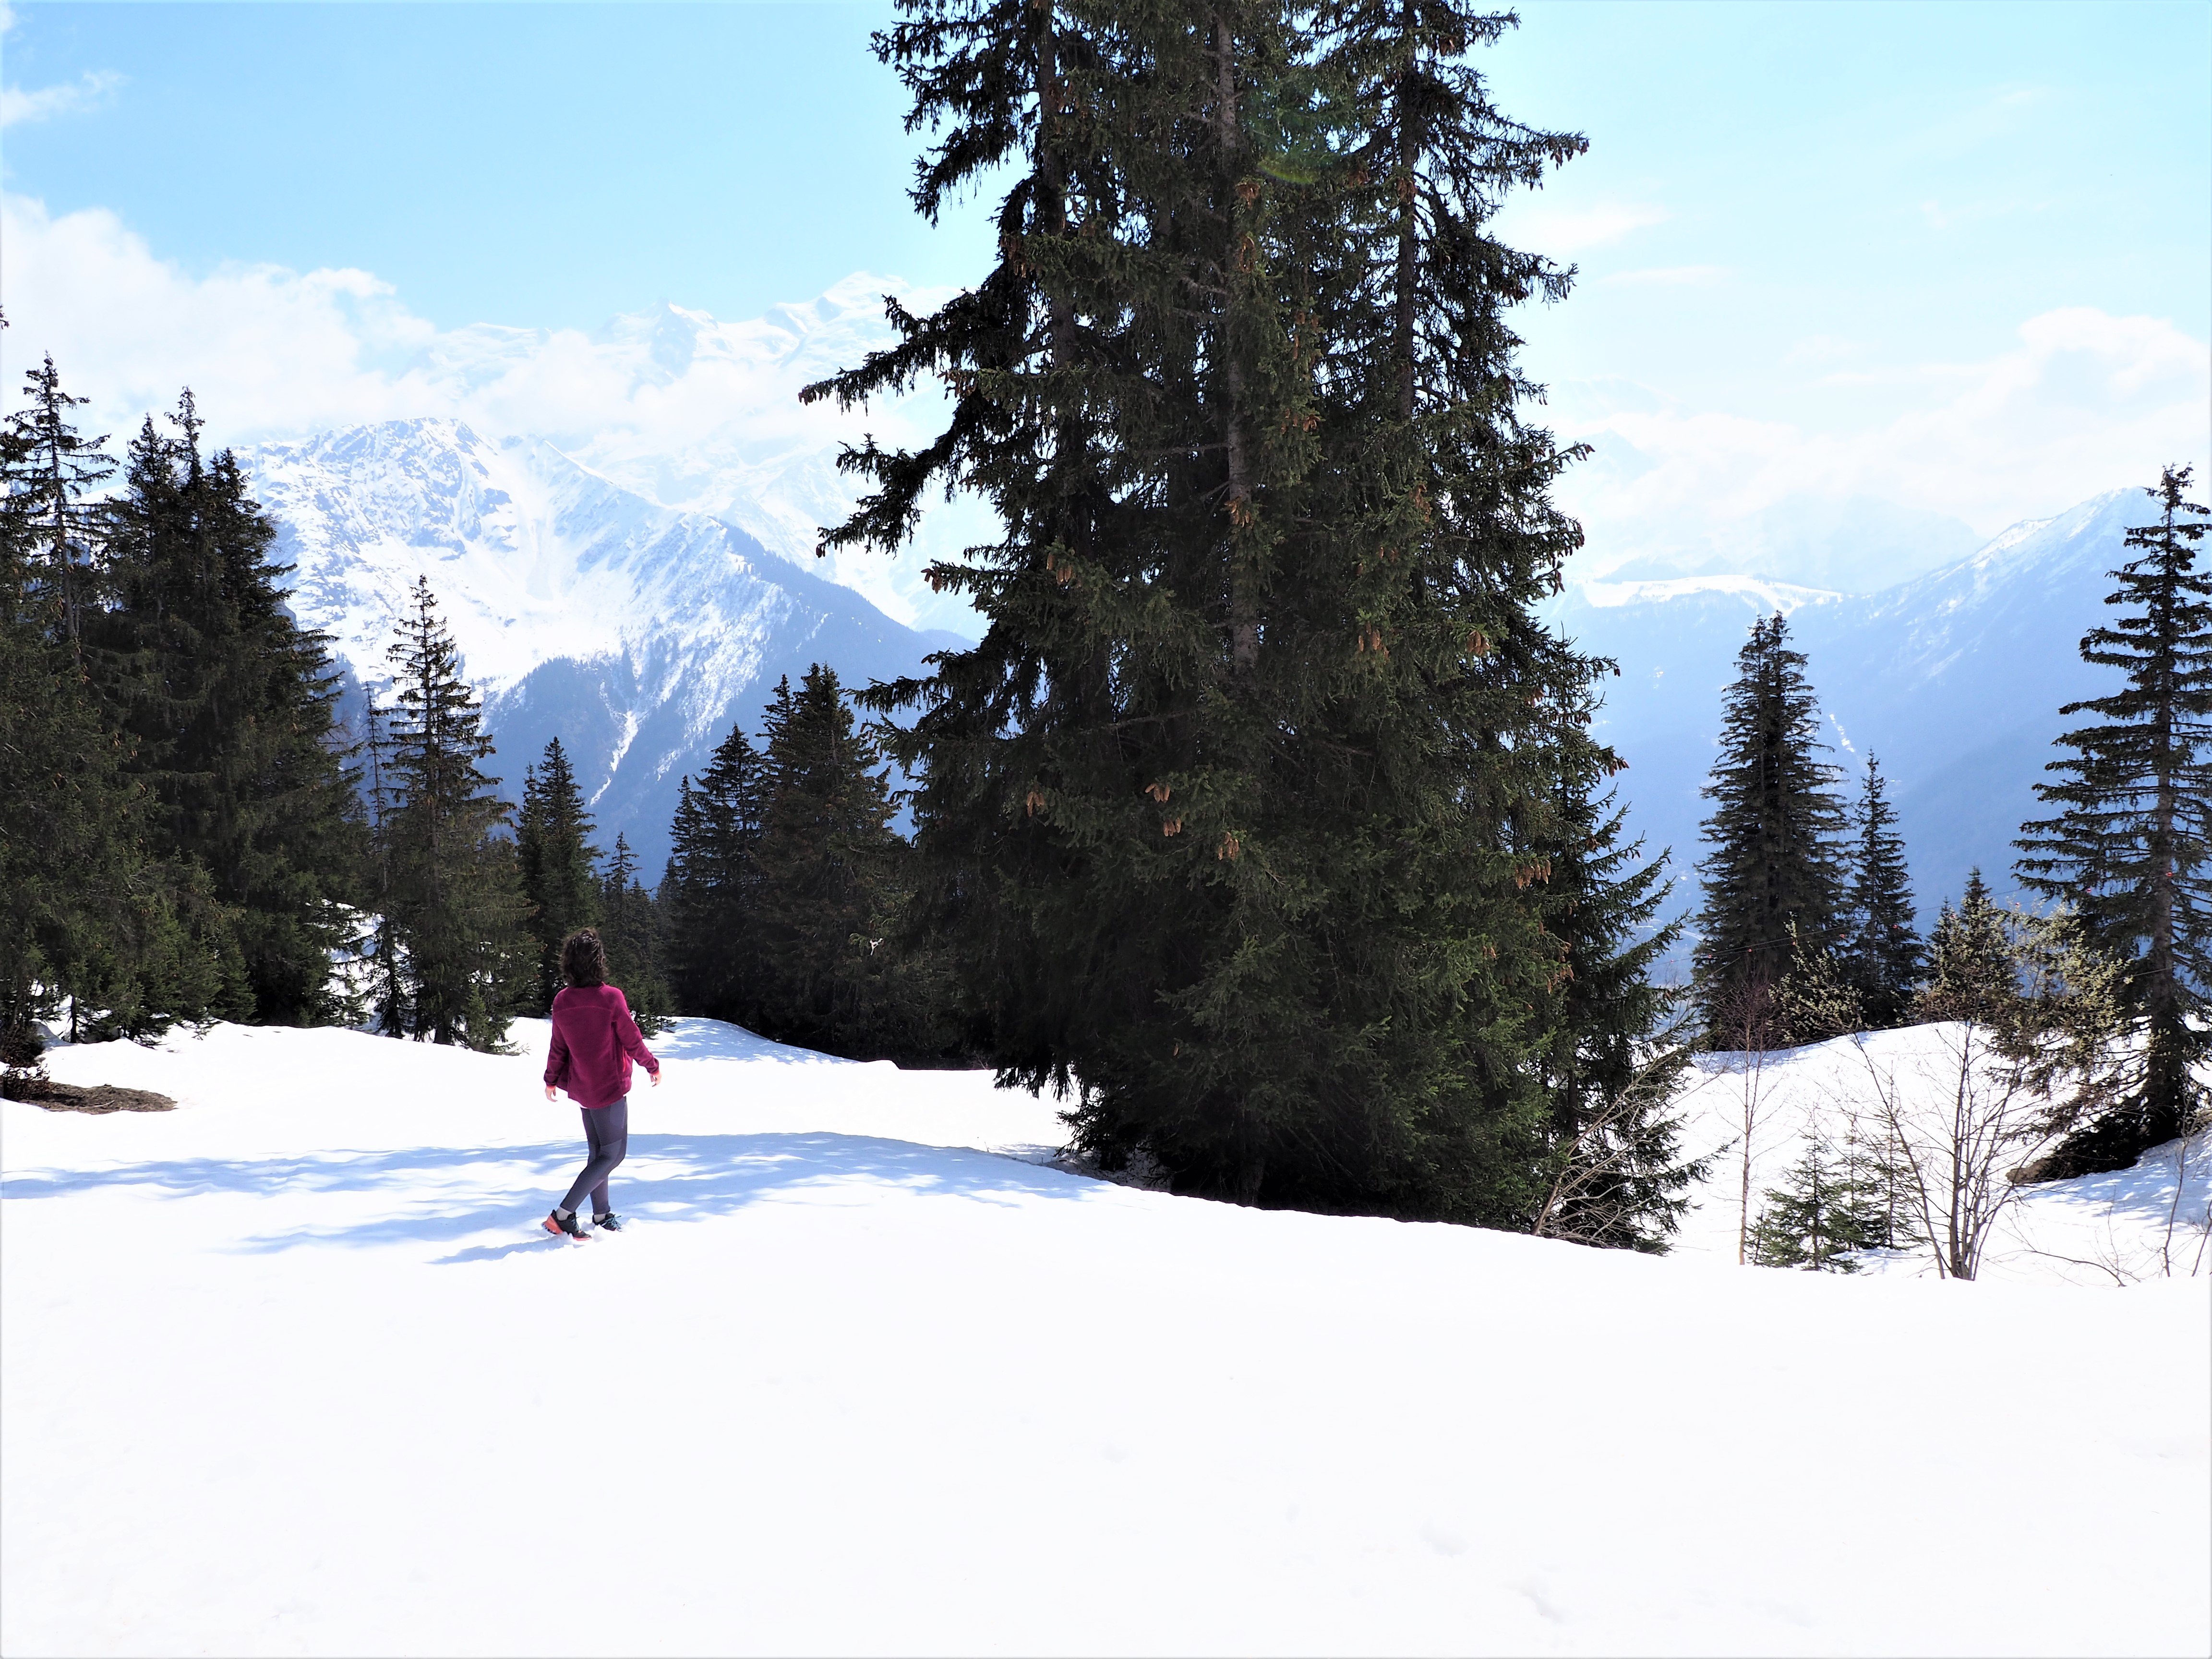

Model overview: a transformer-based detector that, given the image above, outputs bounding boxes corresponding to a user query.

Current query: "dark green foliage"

[749,668,950,1059]
[806,0,1609,1222]
[1841,754,1922,1028]
[0,359,243,1045]
[375,577,526,1049]
[1693,613,1848,1044]
[516,737,600,1014]
[2016,465,2211,1168]
[0,359,139,1055]
[661,721,766,1023]
[94,393,363,1026]
[1747,1139,1887,1272]
[1916,870,2014,1024]
[596,833,671,1036]
[1528,694,1712,1250]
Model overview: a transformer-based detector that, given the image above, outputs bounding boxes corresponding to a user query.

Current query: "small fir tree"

[1841,754,1923,1027]
[1747,1139,1883,1272]
[596,832,672,1035]
[516,737,600,1014]
[378,577,525,1049]
[2016,464,2211,1169]
[1693,613,1848,1043]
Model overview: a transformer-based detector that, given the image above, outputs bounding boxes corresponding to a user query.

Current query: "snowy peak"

[1577,573,1846,615]
[240,419,948,868]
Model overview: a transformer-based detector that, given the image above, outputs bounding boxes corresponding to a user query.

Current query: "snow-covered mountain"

[244,409,2143,918]
[1547,487,2144,919]
[244,419,963,873]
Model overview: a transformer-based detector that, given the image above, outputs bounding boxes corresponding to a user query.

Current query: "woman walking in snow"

[542,927,661,1238]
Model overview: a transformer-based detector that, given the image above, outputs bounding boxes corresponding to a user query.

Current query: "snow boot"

[592,1213,623,1233]
[542,1209,589,1240]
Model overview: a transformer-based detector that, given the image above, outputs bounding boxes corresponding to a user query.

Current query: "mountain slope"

[1548,488,2142,919]
[244,419,958,872]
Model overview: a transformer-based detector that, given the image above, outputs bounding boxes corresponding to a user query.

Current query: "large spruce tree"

[0,358,145,1058]
[516,736,599,1013]
[1840,753,1922,1028]
[2016,465,2211,1168]
[1693,613,1847,1043]
[96,392,362,1025]
[805,0,1602,1220]
[377,577,524,1049]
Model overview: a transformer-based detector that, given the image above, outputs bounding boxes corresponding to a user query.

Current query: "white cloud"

[0,192,985,634]
[0,68,122,128]
[1553,305,2211,572]
[8,191,2204,623]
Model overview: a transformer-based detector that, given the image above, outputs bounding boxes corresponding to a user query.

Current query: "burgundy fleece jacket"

[544,984,659,1109]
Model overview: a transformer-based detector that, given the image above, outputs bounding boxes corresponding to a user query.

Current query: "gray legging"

[559,1098,628,1216]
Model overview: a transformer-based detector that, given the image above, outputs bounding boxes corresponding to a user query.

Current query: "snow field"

[4,1021,2208,1656]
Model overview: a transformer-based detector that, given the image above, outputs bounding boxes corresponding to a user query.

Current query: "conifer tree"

[1693,613,1848,1042]
[516,736,599,1014]
[750,668,941,1058]
[96,393,363,1025]
[1917,871,2013,1025]
[805,0,1599,1219]
[1747,1139,1883,1272]
[1526,689,1710,1249]
[661,721,767,1021]
[2016,465,2211,1167]
[1841,754,1922,1027]
[359,700,409,1037]
[595,833,672,1034]
[378,577,524,1049]
[0,360,143,1058]
[0,360,241,1043]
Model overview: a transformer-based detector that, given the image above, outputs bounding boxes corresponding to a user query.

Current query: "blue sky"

[2,0,2207,617]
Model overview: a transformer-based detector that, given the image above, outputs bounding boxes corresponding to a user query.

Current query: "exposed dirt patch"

[2,1073,176,1114]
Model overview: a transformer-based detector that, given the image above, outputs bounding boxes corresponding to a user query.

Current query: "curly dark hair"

[560,927,608,989]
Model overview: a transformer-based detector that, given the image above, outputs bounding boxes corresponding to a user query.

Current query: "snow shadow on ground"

[1,1132,1095,1263]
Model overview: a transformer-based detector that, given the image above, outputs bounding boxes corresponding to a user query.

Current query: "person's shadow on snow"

[1,1132,1090,1264]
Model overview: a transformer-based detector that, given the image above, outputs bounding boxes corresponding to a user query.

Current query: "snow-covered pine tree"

[1841,754,1922,1028]
[661,721,766,1022]
[516,736,600,1014]
[806,0,1598,1221]
[1693,613,1848,1044]
[596,832,671,1035]
[2015,465,2211,1171]
[378,577,524,1049]
[96,393,363,1026]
